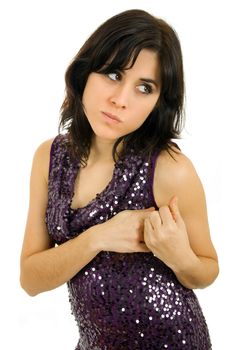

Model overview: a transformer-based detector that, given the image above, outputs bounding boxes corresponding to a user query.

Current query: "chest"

[71,162,115,209]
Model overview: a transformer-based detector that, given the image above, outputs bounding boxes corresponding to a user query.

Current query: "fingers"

[145,203,176,231]
[149,196,180,225]
[159,206,175,225]
[140,207,155,217]
[134,199,180,224]
[135,208,156,232]
[168,196,181,223]
[143,216,158,255]
[136,201,181,234]
[148,210,162,230]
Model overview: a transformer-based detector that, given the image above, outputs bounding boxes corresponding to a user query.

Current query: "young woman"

[20,9,219,349]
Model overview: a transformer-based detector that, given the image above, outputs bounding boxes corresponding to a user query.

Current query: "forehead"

[95,48,160,82]
[126,49,160,78]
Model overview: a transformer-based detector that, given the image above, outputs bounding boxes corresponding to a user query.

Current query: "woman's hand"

[95,208,154,253]
[143,196,193,270]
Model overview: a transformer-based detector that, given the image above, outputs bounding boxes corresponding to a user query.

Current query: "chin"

[93,128,123,141]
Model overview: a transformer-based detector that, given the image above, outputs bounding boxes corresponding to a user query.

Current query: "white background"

[0,0,232,349]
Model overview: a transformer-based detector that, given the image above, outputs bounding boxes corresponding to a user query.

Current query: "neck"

[88,136,121,164]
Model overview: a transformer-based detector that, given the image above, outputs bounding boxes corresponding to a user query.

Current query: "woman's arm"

[20,140,101,296]
[144,148,219,289]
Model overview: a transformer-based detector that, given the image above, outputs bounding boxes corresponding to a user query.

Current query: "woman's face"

[82,49,161,142]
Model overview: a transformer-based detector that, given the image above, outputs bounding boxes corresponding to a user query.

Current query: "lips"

[101,111,122,122]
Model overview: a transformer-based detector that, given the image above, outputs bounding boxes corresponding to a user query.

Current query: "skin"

[146,150,219,288]
[82,50,161,149]
[20,49,219,296]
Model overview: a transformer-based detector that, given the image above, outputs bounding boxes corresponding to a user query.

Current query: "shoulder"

[156,146,197,184]
[154,146,204,209]
[34,134,72,184]
[34,137,55,157]
[32,137,55,184]
[35,134,68,156]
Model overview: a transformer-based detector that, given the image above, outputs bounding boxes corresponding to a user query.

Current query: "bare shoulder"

[154,145,204,208]
[32,137,55,183]
[156,146,198,181]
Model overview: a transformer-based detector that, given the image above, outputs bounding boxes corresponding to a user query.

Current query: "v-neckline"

[69,159,120,213]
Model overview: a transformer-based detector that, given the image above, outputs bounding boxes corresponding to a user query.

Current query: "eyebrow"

[139,78,160,87]
[105,66,160,88]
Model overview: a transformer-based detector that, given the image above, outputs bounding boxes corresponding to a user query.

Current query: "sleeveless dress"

[46,134,212,350]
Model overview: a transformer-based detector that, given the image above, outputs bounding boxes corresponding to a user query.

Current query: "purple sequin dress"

[46,135,212,350]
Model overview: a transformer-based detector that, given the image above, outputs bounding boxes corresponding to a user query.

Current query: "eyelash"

[106,72,153,95]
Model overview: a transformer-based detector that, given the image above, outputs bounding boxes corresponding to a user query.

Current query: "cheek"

[134,99,157,122]
[82,83,93,109]
[82,78,101,110]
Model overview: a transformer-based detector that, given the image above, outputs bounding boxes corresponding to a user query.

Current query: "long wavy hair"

[59,9,185,166]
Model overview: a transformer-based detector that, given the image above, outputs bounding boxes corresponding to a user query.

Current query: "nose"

[110,84,130,109]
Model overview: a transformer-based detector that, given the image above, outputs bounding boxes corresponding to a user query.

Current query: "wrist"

[169,248,200,274]
[169,249,204,289]
[84,224,104,254]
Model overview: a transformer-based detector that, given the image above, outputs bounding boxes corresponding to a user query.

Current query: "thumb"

[169,196,180,222]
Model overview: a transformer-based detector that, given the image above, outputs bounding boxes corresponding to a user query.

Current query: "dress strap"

[148,151,160,210]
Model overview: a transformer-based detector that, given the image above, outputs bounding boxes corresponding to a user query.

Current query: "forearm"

[171,251,219,289]
[20,227,101,296]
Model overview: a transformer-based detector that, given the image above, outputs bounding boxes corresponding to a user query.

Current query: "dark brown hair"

[59,9,185,165]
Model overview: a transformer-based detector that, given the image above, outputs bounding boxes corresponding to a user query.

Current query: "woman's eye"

[107,72,121,81]
[138,84,153,95]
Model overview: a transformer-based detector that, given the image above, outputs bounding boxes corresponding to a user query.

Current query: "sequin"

[46,135,212,350]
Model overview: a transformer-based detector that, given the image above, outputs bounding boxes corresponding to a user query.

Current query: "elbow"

[201,259,220,289]
[206,260,220,287]
[20,260,41,296]
[192,259,220,290]
[20,273,39,297]
[176,258,220,290]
